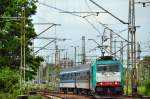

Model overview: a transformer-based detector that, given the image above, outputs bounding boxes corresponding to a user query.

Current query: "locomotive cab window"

[97,65,119,72]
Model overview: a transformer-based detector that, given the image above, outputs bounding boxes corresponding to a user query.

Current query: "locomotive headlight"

[100,82,103,85]
[96,82,103,86]
[114,82,121,86]
[115,82,118,85]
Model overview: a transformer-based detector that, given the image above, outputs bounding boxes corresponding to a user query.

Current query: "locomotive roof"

[60,64,90,74]
[96,56,115,61]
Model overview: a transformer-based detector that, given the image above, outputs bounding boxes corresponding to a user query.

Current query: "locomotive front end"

[95,63,123,95]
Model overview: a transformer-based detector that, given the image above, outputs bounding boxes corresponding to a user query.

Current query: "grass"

[28,95,42,99]
[0,92,42,99]
[0,93,16,99]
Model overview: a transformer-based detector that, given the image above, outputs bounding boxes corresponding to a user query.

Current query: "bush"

[144,80,150,96]
[0,67,20,94]
[138,80,150,96]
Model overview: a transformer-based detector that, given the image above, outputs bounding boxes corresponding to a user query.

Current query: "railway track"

[38,91,64,99]
[37,90,93,99]
[94,95,150,99]
[36,90,150,99]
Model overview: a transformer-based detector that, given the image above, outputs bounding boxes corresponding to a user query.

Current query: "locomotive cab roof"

[96,56,116,61]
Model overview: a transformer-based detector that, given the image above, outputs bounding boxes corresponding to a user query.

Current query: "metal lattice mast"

[20,6,26,94]
[82,36,86,64]
[137,42,141,83]
[20,8,23,95]
[127,0,137,96]
[54,26,58,66]
[23,7,26,83]
[120,41,123,63]
[110,30,113,55]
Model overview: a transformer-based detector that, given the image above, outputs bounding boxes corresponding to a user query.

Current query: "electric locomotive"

[91,56,124,96]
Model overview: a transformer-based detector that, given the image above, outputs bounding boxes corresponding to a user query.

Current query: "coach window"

[77,72,79,80]
[82,72,85,80]
[67,73,69,80]
[70,73,72,80]
[69,73,72,80]
[60,75,63,81]
[80,72,84,80]
[76,73,78,80]
[86,71,89,80]
[63,74,66,80]
[69,73,71,80]
[65,74,66,80]
[85,71,87,80]
[73,73,75,80]
[72,73,74,80]
[63,74,65,80]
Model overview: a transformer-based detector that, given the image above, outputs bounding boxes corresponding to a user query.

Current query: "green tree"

[0,0,43,79]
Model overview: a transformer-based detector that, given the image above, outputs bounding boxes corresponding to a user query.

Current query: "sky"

[32,0,150,63]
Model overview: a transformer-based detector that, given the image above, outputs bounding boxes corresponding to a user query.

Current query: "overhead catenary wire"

[85,0,128,42]
[84,0,129,59]
[84,0,129,42]
[38,2,102,35]
[89,0,128,24]
[38,2,82,18]
[46,0,129,57]
[84,18,101,35]
[34,39,56,55]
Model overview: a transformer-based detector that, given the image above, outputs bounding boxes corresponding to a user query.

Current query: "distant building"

[59,58,74,68]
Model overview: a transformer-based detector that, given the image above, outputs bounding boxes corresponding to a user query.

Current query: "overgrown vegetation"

[0,0,44,98]
[124,56,150,96]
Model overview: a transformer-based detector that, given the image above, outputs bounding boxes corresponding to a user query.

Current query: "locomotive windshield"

[97,65,119,72]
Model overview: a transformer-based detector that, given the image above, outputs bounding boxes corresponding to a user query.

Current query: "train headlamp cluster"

[97,82,121,86]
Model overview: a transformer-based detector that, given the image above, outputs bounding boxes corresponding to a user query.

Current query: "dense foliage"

[0,0,43,79]
[139,56,150,81]
[138,56,150,95]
